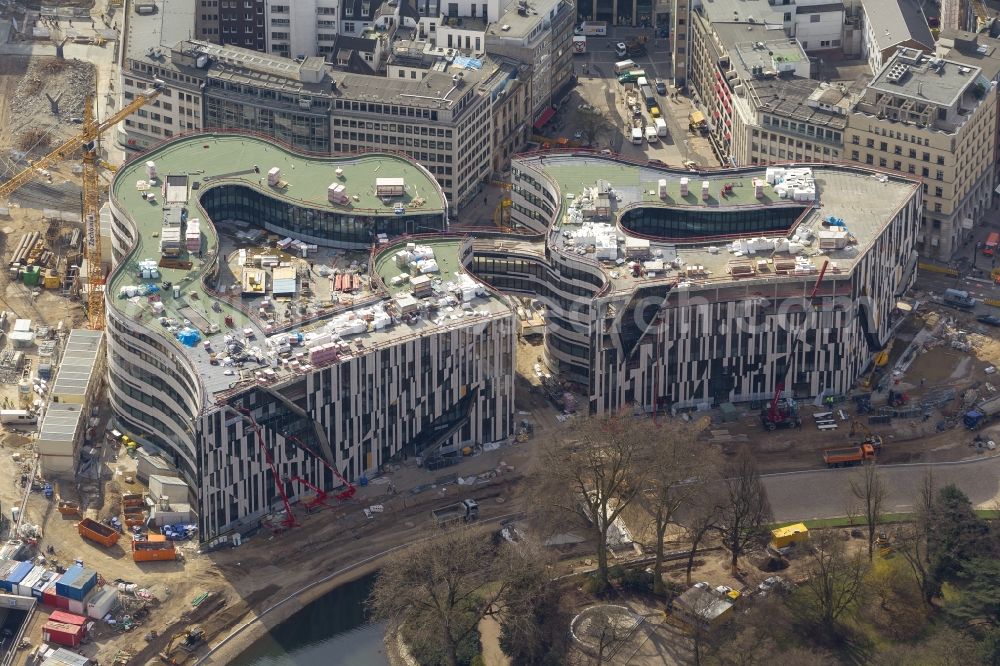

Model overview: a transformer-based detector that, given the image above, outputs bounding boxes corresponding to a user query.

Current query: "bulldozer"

[159,626,205,664]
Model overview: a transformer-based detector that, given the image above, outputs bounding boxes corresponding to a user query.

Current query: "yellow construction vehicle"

[158,625,205,664]
[0,81,163,329]
[860,338,893,390]
[849,420,883,452]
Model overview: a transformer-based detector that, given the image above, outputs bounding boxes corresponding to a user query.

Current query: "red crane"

[761,260,830,431]
[285,476,328,511]
[283,432,357,501]
[231,406,299,529]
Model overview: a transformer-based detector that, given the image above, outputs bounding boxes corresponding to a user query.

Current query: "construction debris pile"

[8,58,95,147]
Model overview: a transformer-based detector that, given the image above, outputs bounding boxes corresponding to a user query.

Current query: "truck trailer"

[964,393,1000,429]
[822,444,876,467]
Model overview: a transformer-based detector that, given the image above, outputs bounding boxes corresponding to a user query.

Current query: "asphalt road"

[763,454,1000,521]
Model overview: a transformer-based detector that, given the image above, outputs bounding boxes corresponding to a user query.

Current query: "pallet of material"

[159,258,193,270]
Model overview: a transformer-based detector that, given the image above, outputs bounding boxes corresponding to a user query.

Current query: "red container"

[49,611,86,626]
[43,621,84,647]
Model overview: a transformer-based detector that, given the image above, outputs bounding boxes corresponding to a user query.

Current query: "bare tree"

[850,461,886,561]
[538,412,653,591]
[896,470,936,605]
[716,447,772,574]
[685,498,723,586]
[577,107,610,146]
[370,526,510,666]
[797,531,867,632]
[644,417,720,595]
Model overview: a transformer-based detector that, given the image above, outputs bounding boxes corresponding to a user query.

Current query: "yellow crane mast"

[0,82,163,329]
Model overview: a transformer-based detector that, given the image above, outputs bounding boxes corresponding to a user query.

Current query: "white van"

[614,59,637,74]
[636,76,649,88]
[631,127,644,145]
[0,410,36,425]
[655,118,668,137]
[645,126,659,143]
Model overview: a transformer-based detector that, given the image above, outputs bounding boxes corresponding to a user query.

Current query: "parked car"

[757,576,790,595]
[655,80,667,95]
[978,314,1000,326]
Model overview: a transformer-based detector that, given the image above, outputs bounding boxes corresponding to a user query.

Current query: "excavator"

[848,420,883,452]
[0,80,163,329]
[158,625,204,664]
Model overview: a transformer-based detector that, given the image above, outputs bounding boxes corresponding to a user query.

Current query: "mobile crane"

[760,260,829,431]
[0,81,163,329]
[229,406,298,530]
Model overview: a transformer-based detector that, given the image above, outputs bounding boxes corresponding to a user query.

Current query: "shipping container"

[77,518,119,548]
[1,560,34,592]
[67,596,87,616]
[58,568,96,602]
[86,587,117,619]
[41,575,62,607]
[31,570,54,598]
[16,565,47,596]
[42,621,84,647]
[48,610,87,626]
[54,565,82,597]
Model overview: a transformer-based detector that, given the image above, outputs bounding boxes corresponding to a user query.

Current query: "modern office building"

[483,154,920,414]
[105,133,515,540]
[845,48,997,259]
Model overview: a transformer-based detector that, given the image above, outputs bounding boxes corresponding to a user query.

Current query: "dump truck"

[688,110,708,133]
[432,499,479,526]
[964,393,1000,429]
[822,443,876,467]
[132,535,178,562]
[78,517,120,548]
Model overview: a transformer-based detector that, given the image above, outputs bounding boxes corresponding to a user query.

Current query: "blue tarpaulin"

[176,328,200,347]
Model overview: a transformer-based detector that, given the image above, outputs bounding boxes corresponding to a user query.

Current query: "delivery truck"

[432,499,479,526]
[575,21,607,36]
[78,517,120,548]
[645,126,659,143]
[822,444,876,467]
[655,118,668,137]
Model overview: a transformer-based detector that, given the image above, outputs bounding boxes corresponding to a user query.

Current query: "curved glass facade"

[199,185,447,247]
[619,205,807,240]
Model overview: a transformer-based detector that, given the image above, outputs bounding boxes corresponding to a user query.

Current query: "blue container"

[1,561,33,592]
[60,568,97,602]
[54,565,83,598]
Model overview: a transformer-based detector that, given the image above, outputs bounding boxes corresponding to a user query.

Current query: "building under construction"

[105,134,515,541]
[484,154,921,414]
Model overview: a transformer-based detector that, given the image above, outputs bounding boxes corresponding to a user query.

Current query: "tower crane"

[0,81,163,329]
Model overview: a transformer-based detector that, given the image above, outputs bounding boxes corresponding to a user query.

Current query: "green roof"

[107,133,446,337]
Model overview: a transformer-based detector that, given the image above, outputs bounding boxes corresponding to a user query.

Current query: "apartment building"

[846,48,997,259]
[490,155,920,413]
[859,0,934,75]
[690,20,812,165]
[195,0,266,51]
[264,0,340,59]
[485,0,575,120]
[105,133,517,540]
[938,29,1000,211]
[670,0,690,87]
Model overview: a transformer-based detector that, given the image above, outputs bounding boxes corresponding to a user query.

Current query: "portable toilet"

[658,179,668,199]
[679,177,689,196]
[701,181,710,201]
[267,167,281,186]
[145,161,157,180]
